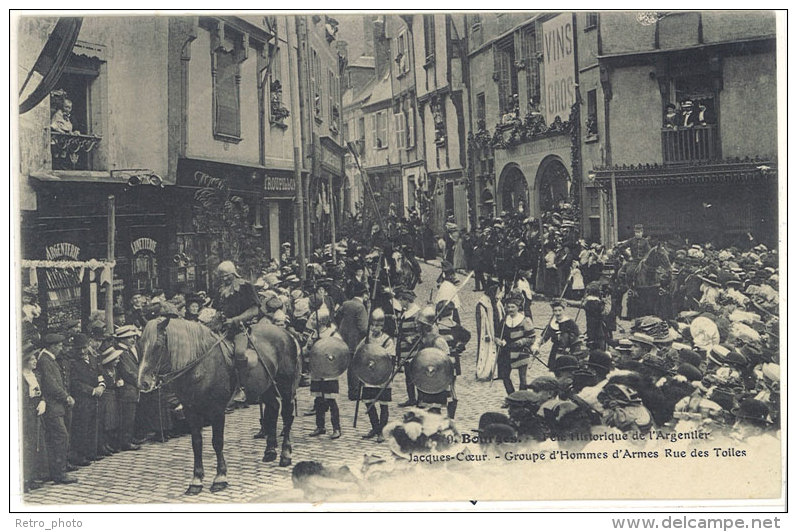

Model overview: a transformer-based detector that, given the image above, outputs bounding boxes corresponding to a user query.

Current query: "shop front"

[175,158,295,290]
[22,178,169,330]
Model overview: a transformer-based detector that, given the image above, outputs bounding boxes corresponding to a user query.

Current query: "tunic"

[498,314,535,379]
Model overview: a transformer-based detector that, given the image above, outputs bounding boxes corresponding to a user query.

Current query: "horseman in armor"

[216,261,262,403]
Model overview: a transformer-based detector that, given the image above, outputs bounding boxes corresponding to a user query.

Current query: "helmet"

[217,261,238,276]
[415,305,437,328]
[370,308,385,324]
[351,342,393,386]
[409,347,453,394]
[308,336,350,379]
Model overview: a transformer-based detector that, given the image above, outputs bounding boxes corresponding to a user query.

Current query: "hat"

[101,346,123,365]
[641,353,670,374]
[395,287,417,301]
[21,342,39,360]
[42,333,65,346]
[678,349,704,368]
[265,297,284,312]
[370,308,386,323]
[708,344,731,366]
[552,355,580,373]
[114,325,140,339]
[216,261,239,276]
[676,363,703,382]
[282,242,292,248]
[505,390,545,406]
[698,273,721,287]
[586,350,613,372]
[22,285,38,296]
[629,332,655,347]
[71,333,89,349]
[732,399,770,425]
[528,375,560,393]
[681,100,693,108]
[350,281,368,297]
[293,298,311,318]
[64,318,81,329]
[634,224,644,231]
[615,339,634,352]
[549,298,566,309]
[505,292,524,307]
[284,275,300,284]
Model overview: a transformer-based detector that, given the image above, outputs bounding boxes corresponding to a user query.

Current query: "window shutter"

[407,108,415,148]
[394,112,405,149]
[371,113,378,148]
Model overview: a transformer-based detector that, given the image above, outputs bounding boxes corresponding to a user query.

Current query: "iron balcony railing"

[661,125,718,164]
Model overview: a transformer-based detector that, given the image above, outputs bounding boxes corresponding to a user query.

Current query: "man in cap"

[215,261,262,404]
[37,333,78,484]
[68,334,105,465]
[336,281,369,400]
[114,325,143,451]
[126,293,148,329]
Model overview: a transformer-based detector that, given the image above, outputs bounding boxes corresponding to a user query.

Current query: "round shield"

[351,342,393,386]
[690,316,720,351]
[309,336,350,379]
[410,347,453,394]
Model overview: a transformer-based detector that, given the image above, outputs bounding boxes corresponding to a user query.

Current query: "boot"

[362,406,380,439]
[446,400,458,420]
[329,399,341,439]
[377,404,389,443]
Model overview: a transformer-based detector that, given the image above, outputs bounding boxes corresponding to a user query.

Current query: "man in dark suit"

[37,333,78,484]
[68,334,105,465]
[115,325,142,451]
[336,281,369,400]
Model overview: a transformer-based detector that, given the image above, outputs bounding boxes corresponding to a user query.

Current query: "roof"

[363,70,392,109]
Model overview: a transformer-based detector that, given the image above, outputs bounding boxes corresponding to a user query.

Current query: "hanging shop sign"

[542,13,576,125]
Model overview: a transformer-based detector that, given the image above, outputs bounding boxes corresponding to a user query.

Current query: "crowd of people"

[18,210,781,494]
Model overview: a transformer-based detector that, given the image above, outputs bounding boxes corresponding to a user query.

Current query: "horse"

[137,316,301,495]
[627,244,672,318]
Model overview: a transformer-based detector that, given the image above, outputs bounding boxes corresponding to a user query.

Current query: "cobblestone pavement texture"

[21,261,592,506]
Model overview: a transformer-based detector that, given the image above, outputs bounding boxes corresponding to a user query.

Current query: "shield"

[309,336,350,379]
[410,348,453,394]
[351,343,393,386]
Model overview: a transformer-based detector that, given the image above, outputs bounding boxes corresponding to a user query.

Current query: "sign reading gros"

[542,14,576,125]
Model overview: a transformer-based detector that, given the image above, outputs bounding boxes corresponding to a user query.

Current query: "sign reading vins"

[542,14,576,126]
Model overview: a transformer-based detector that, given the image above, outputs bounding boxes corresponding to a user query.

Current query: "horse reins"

[150,330,228,391]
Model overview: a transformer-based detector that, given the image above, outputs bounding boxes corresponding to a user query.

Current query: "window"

[494,38,518,118]
[396,31,409,74]
[50,52,104,171]
[343,120,351,142]
[423,15,436,63]
[358,117,366,142]
[210,25,246,142]
[394,111,406,149]
[586,89,598,138]
[476,92,486,124]
[372,111,388,148]
[585,13,599,31]
[311,48,322,119]
[522,26,540,107]
[470,14,482,31]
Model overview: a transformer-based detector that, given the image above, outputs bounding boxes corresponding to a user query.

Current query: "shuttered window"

[406,106,415,148]
[394,112,406,149]
[213,48,241,139]
[494,39,516,117]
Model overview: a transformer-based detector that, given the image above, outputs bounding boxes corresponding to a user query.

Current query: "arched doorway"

[498,164,529,215]
[535,156,570,214]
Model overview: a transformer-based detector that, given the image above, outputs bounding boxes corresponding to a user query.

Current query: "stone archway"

[534,156,570,214]
[498,164,529,215]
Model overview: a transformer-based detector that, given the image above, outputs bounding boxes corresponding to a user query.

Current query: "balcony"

[51,131,102,171]
[661,125,718,164]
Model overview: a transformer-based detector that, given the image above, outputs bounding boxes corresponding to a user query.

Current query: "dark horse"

[138,317,301,495]
[626,244,672,318]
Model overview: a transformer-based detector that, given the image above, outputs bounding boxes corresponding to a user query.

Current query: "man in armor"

[414,305,459,419]
[355,309,395,442]
[215,261,262,403]
[395,287,421,407]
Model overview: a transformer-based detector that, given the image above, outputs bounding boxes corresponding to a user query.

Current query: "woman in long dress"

[475,281,504,381]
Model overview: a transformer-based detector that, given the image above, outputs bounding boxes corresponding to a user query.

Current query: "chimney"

[373,16,390,79]
[362,15,375,56]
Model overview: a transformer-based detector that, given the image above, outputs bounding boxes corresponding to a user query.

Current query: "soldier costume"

[354,309,396,442]
[497,293,535,394]
[307,316,348,440]
[413,306,459,419]
[395,287,421,407]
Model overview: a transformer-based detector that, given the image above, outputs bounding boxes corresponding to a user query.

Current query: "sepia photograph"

[10,8,786,513]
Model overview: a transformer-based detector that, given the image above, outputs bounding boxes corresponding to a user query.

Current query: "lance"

[365,271,474,412]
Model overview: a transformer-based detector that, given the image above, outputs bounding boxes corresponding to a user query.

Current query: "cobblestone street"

[21,261,588,506]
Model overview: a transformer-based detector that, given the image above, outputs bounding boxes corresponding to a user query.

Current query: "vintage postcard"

[10,9,786,513]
